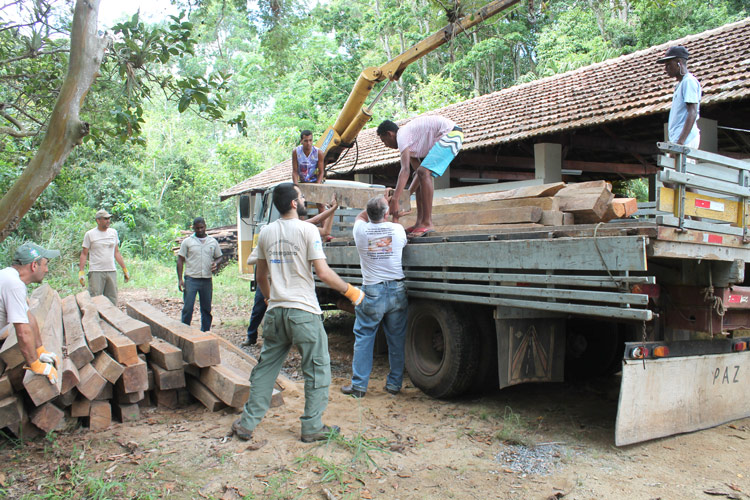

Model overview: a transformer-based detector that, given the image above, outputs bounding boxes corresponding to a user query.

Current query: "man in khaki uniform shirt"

[177,217,223,331]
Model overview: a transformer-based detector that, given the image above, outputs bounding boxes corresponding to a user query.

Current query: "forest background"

[1,0,748,292]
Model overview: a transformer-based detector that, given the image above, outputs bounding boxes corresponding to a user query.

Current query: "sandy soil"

[1,289,749,500]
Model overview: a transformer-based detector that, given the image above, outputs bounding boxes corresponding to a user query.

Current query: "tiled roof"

[220,18,750,199]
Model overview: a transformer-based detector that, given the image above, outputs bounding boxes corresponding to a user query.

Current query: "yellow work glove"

[78,270,86,287]
[123,267,130,282]
[343,284,365,306]
[26,359,58,385]
[37,346,59,368]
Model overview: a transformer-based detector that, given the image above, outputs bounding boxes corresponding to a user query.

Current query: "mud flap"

[615,351,750,446]
[497,317,565,389]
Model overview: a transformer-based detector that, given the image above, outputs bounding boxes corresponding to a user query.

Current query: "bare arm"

[312,258,348,294]
[177,255,185,291]
[114,245,129,282]
[292,150,300,184]
[255,258,271,300]
[15,314,41,366]
[316,149,325,183]
[390,147,412,215]
[79,247,88,272]
[356,210,369,223]
[306,197,338,226]
[677,103,699,145]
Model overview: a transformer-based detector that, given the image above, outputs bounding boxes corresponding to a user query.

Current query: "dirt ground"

[2,288,750,500]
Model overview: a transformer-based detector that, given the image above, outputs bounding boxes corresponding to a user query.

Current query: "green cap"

[12,242,61,265]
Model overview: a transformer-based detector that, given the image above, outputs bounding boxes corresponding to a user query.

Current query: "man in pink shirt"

[377,116,463,236]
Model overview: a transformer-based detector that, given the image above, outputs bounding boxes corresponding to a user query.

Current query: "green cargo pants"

[239,307,331,435]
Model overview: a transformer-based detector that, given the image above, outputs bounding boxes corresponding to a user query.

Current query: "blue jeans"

[247,287,267,342]
[351,280,408,392]
[181,276,213,332]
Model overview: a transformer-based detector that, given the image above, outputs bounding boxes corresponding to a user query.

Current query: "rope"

[593,222,625,290]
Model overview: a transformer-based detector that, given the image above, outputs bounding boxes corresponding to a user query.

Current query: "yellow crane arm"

[316,0,520,165]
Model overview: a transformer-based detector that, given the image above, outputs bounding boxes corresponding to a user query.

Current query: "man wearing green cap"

[0,242,61,385]
[79,209,130,305]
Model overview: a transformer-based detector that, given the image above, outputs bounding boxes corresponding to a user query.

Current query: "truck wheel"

[405,301,479,398]
[466,305,498,391]
[565,319,624,379]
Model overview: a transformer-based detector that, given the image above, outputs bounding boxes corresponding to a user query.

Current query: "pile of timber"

[174,225,237,270]
[0,286,283,437]
[403,180,637,234]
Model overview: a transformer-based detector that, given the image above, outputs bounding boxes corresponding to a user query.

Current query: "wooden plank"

[75,291,107,352]
[432,196,560,215]
[658,187,745,225]
[57,389,77,407]
[77,363,107,401]
[99,321,139,365]
[199,364,250,408]
[61,295,93,369]
[0,396,24,428]
[555,186,614,222]
[154,388,178,409]
[148,338,183,371]
[214,336,294,395]
[23,289,63,406]
[126,301,220,367]
[120,357,148,394]
[30,402,64,433]
[112,403,140,423]
[113,384,144,404]
[299,182,411,211]
[0,375,13,400]
[60,358,80,394]
[92,351,124,384]
[401,206,542,228]
[151,364,186,390]
[0,326,24,369]
[540,210,566,226]
[186,376,226,411]
[0,285,57,369]
[435,182,566,206]
[616,352,750,446]
[91,295,152,345]
[89,400,111,431]
[71,398,91,418]
[95,383,113,400]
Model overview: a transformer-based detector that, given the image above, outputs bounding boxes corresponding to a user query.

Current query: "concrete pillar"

[697,117,717,153]
[534,143,562,183]
[433,166,451,190]
[354,173,373,184]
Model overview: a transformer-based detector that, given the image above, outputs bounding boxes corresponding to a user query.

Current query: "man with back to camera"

[342,194,408,398]
[0,242,61,385]
[177,217,223,332]
[657,45,701,148]
[79,209,129,305]
[231,182,364,443]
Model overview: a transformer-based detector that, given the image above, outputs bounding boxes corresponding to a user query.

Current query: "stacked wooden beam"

[0,288,285,437]
[174,225,237,272]
[406,180,638,234]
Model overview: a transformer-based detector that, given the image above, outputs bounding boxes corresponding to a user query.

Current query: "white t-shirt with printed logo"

[256,218,326,314]
[0,267,29,329]
[353,219,407,285]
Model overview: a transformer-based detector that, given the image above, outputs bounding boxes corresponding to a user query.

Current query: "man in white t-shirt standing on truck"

[377,115,464,237]
[79,209,130,305]
[342,195,408,398]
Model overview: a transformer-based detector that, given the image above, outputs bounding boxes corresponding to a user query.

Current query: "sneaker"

[340,384,366,398]
[301,424,340,443]
[384,386,400,395]
[240,337,257,347]
[232,419,254,441]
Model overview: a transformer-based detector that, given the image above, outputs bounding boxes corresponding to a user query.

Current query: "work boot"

[341,384,366,398]
[301,424,340,443]
[232,419,254,441]
[240,336,257,347]
[384,385,400,395]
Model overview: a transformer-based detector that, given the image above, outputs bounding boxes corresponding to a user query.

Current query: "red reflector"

[707,234,723,244]
[631,346,649,358]
[652,346,670,357]
[695,199,710,208]
[733,341,747,352]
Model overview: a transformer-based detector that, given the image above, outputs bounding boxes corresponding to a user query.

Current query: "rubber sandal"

[405,225,416,233]
[408,227,435,237]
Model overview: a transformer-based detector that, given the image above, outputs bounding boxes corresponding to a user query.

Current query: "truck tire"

[564,318,625,379]
[467,305,498,391]
[405,300,479,398]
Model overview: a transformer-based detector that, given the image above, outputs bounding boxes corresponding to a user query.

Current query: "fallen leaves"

[244,439,267,451]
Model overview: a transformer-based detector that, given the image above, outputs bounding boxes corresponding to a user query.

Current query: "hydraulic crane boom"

[316,0,520,165]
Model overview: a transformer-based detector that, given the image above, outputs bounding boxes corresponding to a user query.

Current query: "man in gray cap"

[0,242,61,385]
[657,45,701,148]
[79,209,130,305]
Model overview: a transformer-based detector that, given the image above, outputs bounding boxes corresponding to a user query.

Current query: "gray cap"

[95,209,112,219]
[657,45,689,63]
[13,242,61,265]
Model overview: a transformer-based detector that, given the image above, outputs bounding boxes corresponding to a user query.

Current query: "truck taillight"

[652,346,670,357]
[631,346,649,358]
[733,341,747,352]
[631,283,660,299]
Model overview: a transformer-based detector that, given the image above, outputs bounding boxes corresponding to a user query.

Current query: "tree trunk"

[0,0,108,242]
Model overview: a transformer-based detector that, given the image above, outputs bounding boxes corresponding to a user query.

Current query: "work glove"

[37,346,59,368]
[26,359,58,385]
[123,267,130,282]
[78,270,86,287]
[343,284,364,306]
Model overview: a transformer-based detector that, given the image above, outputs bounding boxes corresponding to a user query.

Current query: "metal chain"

[641,321,647,370]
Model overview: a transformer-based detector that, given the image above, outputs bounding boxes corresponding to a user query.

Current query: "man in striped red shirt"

[377,116,463,237]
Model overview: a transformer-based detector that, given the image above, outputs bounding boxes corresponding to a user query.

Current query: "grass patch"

[494,406,534,446]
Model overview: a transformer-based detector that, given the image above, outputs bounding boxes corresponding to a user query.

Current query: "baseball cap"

[95,209,112,219]
[12,242,61,265]
[656,46,689,63]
